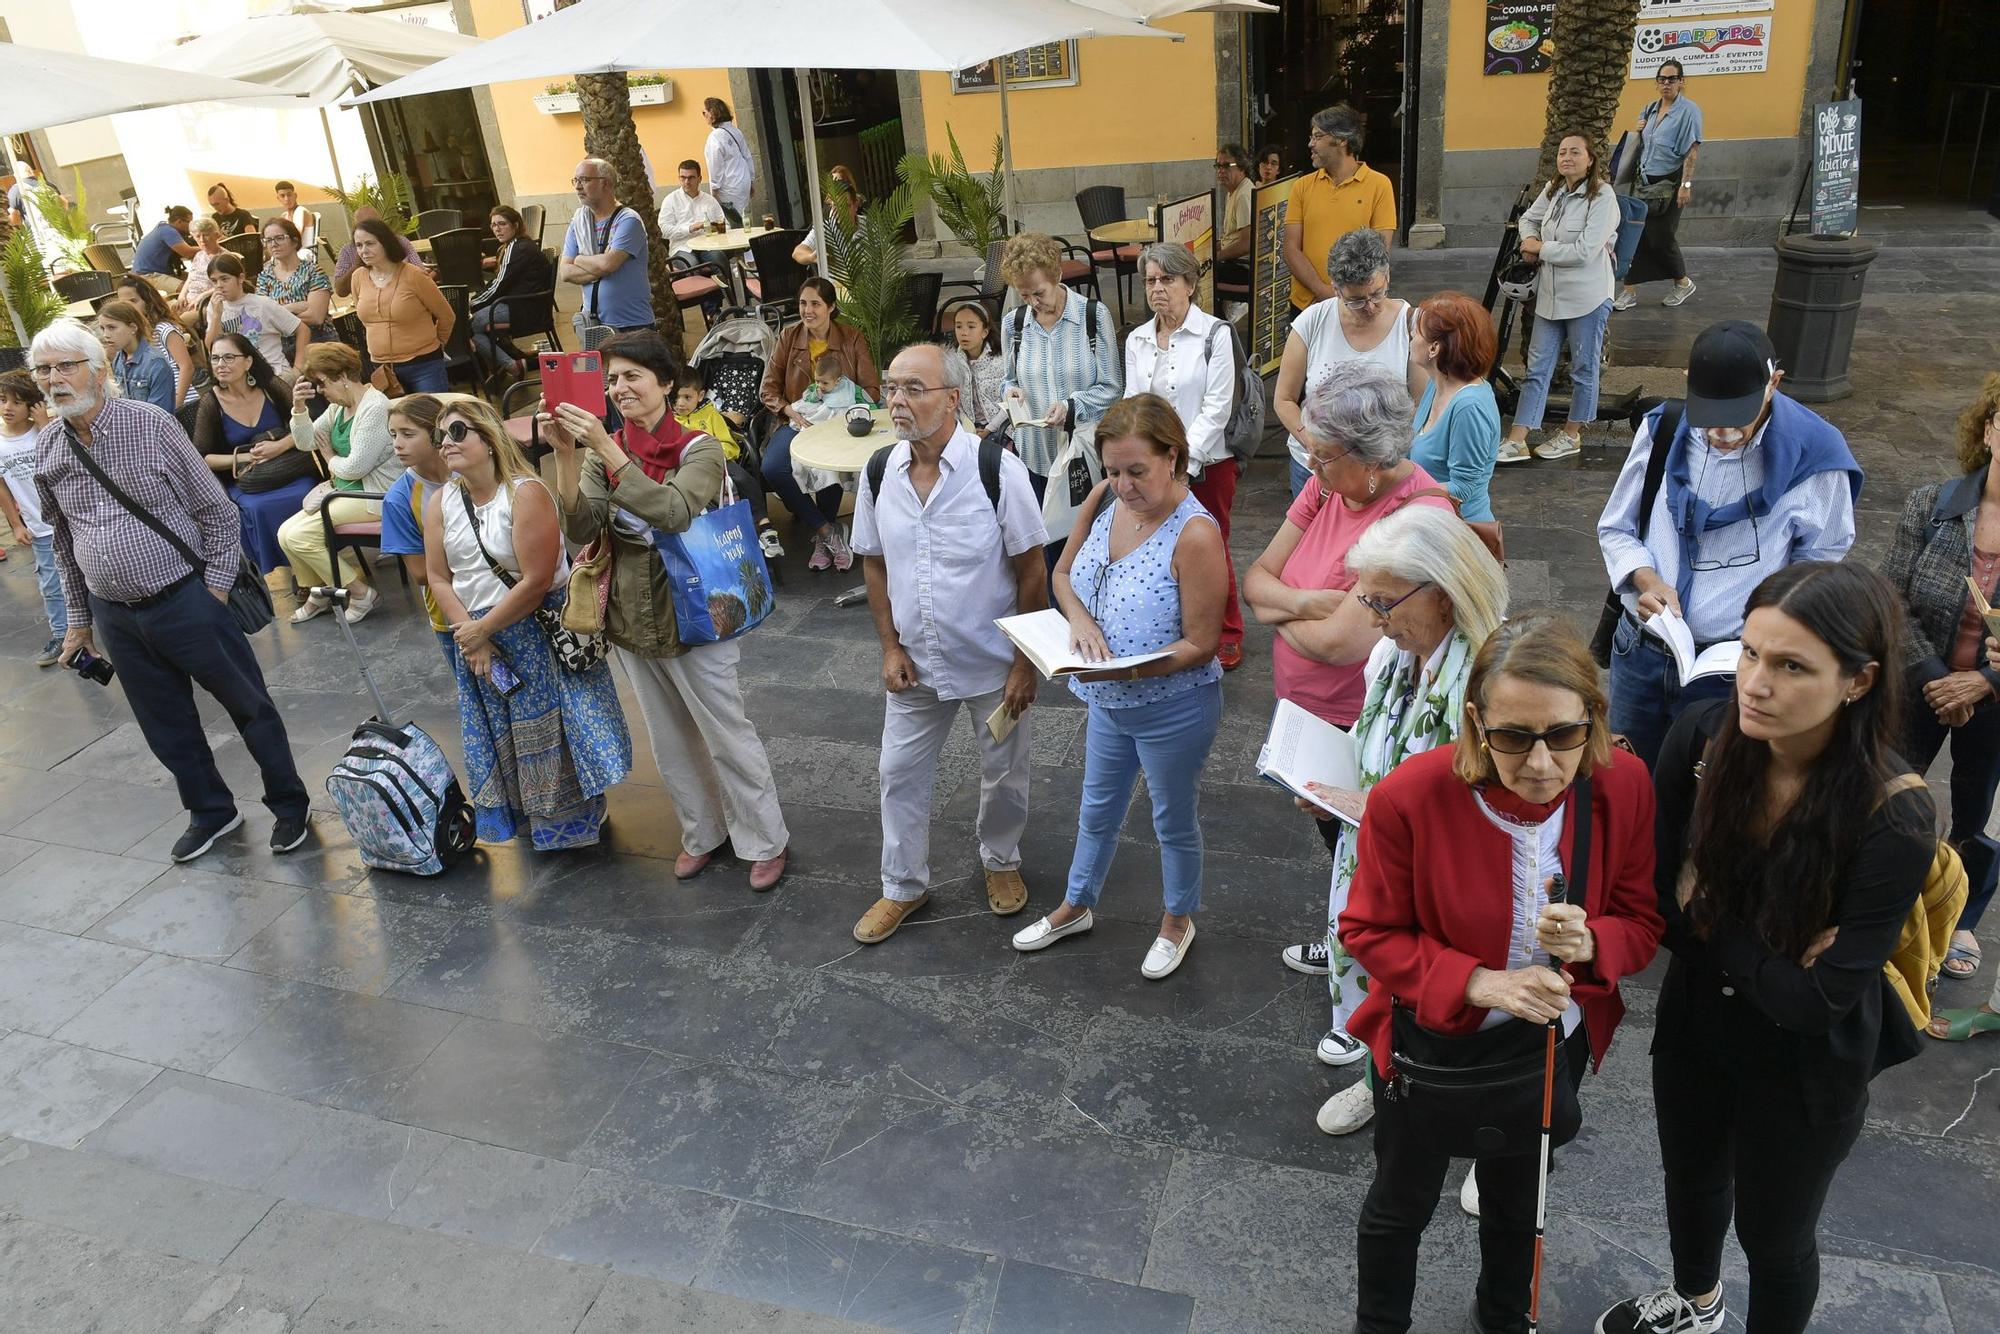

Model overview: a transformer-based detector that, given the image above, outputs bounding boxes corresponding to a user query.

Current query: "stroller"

[689,310,786,575]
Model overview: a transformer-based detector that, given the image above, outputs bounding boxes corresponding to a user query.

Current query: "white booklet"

[1256,698,1362,826]
[993,608,1174,679]
[1645,609,1742,684]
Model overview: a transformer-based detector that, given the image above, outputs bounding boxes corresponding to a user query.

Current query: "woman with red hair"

[1409,292,1501,526]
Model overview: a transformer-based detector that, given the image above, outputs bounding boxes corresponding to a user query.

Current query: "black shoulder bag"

[64,426,273,635]
[457,485,608,673]
[1589,400,1683,668]
[1383,773,1592,1159]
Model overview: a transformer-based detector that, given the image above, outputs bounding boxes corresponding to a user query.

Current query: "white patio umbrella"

[1073,0,1276,21]
[344,0,1179,269]
[154,10,480,194]
[0,42,293,137]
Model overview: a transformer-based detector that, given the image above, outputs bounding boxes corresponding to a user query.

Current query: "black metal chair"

[903,270,943,338]
[1074,185,1140,307]
[415,209,461,240]
[669,253,730,329]
[53,271,116,304]
[427,227,485,293]
[937,239,1009,328]
[743,229,811,323]
[317,489,408,593]
[219,232,264,274]
[84,244,126,275]
[437,285,483,394]
[500,378,545,467]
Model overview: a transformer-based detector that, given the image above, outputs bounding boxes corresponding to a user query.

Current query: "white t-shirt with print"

[0,427,49,537]
[216,293,302,373]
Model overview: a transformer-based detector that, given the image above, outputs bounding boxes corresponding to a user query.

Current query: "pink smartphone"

[539,351,606,419]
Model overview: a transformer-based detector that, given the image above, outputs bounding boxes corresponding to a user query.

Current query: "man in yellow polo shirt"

[1283,105,1397,312]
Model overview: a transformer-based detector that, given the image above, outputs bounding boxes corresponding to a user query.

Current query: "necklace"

[369,267,394,289]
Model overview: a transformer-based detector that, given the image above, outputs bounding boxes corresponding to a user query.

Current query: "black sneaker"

[171,812,244,863]
[1281,940,1332,975]
[1596,1286,1725,1334]
[270,812,311,854]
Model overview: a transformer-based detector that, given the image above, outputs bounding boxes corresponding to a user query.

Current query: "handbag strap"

[457,483,520,590]
[64,425,202,579]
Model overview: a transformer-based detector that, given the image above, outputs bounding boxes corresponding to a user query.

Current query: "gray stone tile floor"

[0,245,1995,1331]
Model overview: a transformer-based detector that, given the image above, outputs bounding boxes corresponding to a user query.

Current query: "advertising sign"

[1638,0,1771,16]
[1248,175,1297,373]
[1483,2,1557,76]
[1811,99,1862,238]
[1631,14,1773,77]
[1158,189,1215,315]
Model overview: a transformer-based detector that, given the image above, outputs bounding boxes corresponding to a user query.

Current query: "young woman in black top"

[1597,561,1934,1334]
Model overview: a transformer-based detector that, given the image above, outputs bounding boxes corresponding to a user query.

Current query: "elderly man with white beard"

[30,319,312,864]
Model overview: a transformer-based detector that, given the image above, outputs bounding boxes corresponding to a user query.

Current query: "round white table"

[685,226,774,306]
[1088,218,1155,246]
[791,407,896,606]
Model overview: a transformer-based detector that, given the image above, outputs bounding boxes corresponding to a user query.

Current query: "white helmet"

[1497,260,1538,304]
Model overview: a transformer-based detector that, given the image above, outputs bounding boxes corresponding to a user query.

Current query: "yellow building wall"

[916,16,1217,169]
[465,0,735,197]
[1443,0,1814,152]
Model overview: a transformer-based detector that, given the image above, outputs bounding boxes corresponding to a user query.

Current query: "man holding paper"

[1597,322,1861,766]
[848,344,1050,946]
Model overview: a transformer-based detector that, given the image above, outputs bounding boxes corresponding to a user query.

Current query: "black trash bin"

[1766,234,1878,402]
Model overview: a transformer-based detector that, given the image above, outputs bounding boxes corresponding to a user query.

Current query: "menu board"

[1811,99,1861,237]
[1249,175,1298,374]
[953,42,1080,93]
[1158,189,1215,315]
[1484,1,1557,76]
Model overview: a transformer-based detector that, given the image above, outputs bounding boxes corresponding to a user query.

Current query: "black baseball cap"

[1685,320,1777,428]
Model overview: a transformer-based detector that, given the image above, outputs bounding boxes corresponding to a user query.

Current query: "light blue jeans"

[1514,298,1613,433]
[1065,681,1222,917]
[30,533,64,638]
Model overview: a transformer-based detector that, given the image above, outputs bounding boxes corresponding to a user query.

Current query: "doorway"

[1847,0,2000,216]
[750,68,910,232]
[366,90,500,228]
[1245,0,1416,232]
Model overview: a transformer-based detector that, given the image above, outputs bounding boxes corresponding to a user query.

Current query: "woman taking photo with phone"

[424,400,631,851]
[1596,562,1933,1334]
[1340,611,1662,1334]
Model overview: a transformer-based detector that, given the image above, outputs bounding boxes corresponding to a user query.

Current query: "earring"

[1368,472,1378,497]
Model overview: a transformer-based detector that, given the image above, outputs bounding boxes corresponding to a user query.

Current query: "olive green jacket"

[553,434,726,659]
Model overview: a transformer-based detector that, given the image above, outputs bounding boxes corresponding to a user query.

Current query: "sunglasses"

[440,420,478,443]
[1481,720,1594,755]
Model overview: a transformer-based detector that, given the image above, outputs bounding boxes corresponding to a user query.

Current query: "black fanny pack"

[1383,772,1592,1158]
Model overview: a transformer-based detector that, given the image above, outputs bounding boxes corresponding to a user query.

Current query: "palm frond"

[822,175,920,367]
[28,172,90,272]
[329,172,419,236]
[897,127,1006,257]
[0,225,67,344]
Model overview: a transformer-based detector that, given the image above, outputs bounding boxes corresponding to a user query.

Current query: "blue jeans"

[1901,662,2000,933]
[1065,682,1222,917]
[90,577,309,828]
[1608,612,1735,769]
[760,423,842,535]
[30,533,64,638]
[392,354,449,395]
[471,302,515,370]
[1514,299,1612,433]
[1288,453,1312,499]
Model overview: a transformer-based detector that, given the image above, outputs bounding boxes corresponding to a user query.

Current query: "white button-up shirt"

[1122,302,1235,474]
[849,426,1050,700]
[705,123,754,213]
[657,185,726,257]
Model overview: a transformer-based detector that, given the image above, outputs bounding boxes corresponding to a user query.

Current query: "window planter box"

[533,81,671,115]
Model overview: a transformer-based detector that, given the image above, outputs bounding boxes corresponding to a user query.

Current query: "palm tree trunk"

[554,0,681,342]
[1536,0,1643,181]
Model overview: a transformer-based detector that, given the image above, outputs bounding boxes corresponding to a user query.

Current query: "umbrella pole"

[795,67,827,278]
[997,60,1018,233]
[320,106,346,194]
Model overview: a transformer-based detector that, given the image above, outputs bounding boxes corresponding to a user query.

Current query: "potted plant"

[0,224,67,346]
[27,170,93,275]
[330,173,419,237]
[820,173,920,367]
[899,127,1007,260]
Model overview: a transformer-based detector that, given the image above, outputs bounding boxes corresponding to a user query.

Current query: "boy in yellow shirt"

[674,367,783,559]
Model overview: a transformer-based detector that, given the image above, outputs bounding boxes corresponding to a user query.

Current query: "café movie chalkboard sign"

[1811,99,1862,238]
[1249,175,1298,374]
[1484,1,1557,76]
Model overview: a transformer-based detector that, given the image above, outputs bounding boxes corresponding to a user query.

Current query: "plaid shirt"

[36,399,240,628]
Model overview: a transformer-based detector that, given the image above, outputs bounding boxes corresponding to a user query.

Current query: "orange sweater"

[353,262,455,365]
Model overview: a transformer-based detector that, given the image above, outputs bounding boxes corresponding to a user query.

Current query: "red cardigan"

[1338,746,1663,1079]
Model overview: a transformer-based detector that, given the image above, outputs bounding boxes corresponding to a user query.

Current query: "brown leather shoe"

[853,892,929,944]
[984,867,1028,916]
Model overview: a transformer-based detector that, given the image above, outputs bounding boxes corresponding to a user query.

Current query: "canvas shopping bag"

[649,469,777,645]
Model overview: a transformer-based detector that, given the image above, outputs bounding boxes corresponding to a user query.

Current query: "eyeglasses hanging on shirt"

[1681,438,1762,573]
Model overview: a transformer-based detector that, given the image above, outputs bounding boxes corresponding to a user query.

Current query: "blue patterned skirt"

[451,593,631,851]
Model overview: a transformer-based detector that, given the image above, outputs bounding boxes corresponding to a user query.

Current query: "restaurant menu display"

[1157,189,1215,315]
[1811,98,1862,238]
[1483,1,1557,76]
[953,41,1080,93]
[1249,175,1298,374]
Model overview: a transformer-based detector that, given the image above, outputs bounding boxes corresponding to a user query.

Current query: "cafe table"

[791,405,896,605]
[685,225,773,306]
[1087,218,1155,246]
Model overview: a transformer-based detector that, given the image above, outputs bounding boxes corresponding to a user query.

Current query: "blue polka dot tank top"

[1067,489,1223,708]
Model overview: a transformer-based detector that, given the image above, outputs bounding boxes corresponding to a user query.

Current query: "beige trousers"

[276,495,384,590]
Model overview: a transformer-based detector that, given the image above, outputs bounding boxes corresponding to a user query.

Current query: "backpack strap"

[977,434,1003,512]
[1635,398,1683,544]
[863,443,895,504]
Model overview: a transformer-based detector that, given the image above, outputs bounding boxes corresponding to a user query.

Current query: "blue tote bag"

[650,471,777,644]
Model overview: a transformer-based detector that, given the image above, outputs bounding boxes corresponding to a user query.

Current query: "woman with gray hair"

[1273,227,1425,499]
[1123,241,1244,668]
[1282,503,1511,1135]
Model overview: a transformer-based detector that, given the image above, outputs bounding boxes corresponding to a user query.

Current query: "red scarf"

[617,411,701,483]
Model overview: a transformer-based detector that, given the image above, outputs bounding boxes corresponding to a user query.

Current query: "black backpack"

[1589,398,1684,667]
[864,436,1006,512]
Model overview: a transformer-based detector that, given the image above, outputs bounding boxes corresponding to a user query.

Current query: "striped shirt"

[1597,413,1856,645]
[35,399,241,628]
[999,288,1122,476]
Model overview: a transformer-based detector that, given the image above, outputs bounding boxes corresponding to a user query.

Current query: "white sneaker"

[1012,909,1093,952]
[1315,1079,1375,1135]
[1495,439,1533,466]
[1533,433,1581,461]
[1661,278,1697,307]
[1316,1027,1368,1067]
[1141,921,1195,979]
[1612,289,1638,312]
[1459,1169,1480,1218]
[757,526,785,559]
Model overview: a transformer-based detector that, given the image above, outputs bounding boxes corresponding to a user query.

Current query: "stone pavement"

[0,245,1995,1334]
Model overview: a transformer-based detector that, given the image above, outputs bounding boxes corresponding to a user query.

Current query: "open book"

[994,609,1174,680]
[1644,609,1742,684]
[1256,699,1362,826]
[1966,577,2000,641]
